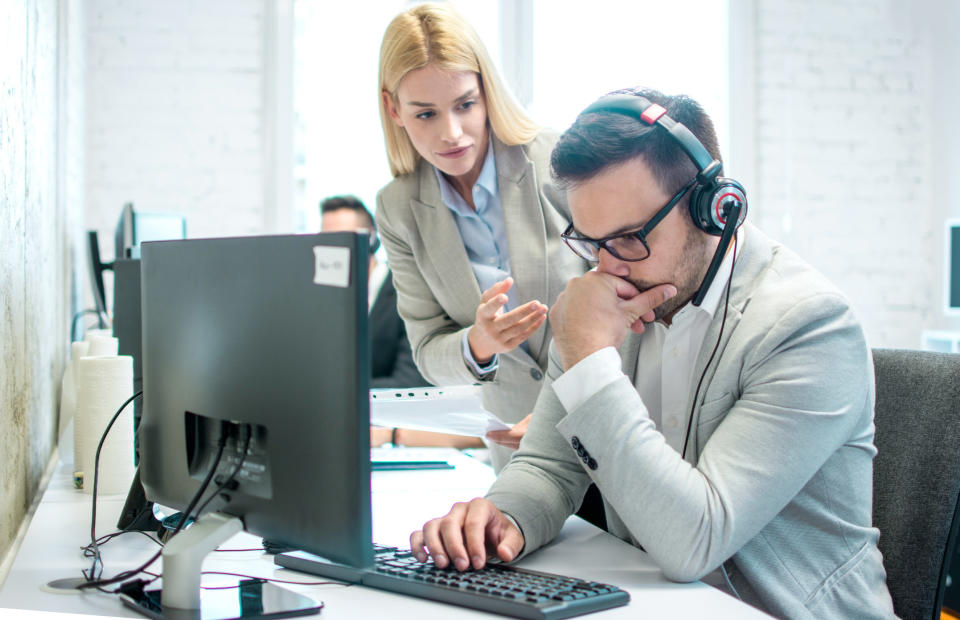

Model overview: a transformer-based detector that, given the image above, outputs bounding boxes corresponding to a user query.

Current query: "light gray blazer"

[486,224,896,619]
[375,132,587,470]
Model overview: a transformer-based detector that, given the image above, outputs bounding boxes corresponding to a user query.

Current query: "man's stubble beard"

[631,222,714,322]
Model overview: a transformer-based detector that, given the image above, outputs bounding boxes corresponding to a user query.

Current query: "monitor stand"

[121,512,322,620]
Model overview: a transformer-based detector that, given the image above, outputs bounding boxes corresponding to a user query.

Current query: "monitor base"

[120,578,322,620]
[119,511,322,619]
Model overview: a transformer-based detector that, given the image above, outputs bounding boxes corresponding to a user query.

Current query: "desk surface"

[0,447,767,619]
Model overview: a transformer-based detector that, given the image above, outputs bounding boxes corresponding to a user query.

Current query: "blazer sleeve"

[484,341,592,557]
[375,189,487,387]
[490,292,872,580]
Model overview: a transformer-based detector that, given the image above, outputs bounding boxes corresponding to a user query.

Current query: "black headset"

[580,94,747,306]
[366,216,381,255]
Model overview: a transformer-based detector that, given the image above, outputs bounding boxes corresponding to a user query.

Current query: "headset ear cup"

[689,183,723,236]
[711,178,748,233]
[689,179,747,236]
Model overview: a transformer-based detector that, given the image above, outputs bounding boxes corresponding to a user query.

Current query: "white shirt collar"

[671,229,741,324]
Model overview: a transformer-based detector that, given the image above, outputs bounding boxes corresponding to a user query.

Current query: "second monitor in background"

[115,202,187,260]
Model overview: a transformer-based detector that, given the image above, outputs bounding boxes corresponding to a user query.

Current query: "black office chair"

[872,348,960,620]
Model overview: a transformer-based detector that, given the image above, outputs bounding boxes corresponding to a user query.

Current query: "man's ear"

[382,90,403,127]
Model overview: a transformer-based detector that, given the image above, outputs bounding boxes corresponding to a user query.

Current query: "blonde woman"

[375,3,587,472]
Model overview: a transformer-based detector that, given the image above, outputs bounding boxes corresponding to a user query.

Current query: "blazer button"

[587,458,598,470]
[530,368,543,381]
[571,436,581,450]
[581,454,590,465]
[576,446,585,458]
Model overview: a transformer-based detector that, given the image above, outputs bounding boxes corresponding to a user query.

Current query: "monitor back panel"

[140,233,372,568]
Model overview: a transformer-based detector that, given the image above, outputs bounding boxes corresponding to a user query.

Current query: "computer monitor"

[136,232,372,616]
[947,219,960,315]
[113,258,145,464]
[87,230,112,329]
[115,202,188,260]
[84,205,187,335]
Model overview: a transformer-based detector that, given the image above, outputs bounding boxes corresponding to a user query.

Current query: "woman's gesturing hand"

[467,278,547,364]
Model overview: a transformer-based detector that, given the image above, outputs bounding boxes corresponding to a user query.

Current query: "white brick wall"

[751,0,937,348]
[85,0,267,264]
[79,0,959,348]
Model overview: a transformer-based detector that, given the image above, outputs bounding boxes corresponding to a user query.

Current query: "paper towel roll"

[86,333,118,357]
[74,355,135,495]
[58,341,91,441]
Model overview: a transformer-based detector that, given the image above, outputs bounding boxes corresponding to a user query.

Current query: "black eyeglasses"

[561,178,697,262]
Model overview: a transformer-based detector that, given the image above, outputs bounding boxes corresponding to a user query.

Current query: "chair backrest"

[872,348,960,620]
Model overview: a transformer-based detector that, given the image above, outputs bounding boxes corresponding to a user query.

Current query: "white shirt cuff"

[462,330,498,378]
[551,347,624,413]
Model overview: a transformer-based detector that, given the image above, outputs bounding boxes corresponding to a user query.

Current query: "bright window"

[292,1,728,232]
[529,0,729,158]
[292,0,501,233]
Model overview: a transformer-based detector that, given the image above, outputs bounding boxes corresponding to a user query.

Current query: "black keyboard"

[275,543,629,619]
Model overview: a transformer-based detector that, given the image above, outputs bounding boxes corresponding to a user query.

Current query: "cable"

[82,530,162,563]
[679,235,742,599]
[681,234,738,461]
[70,309,102,343]
[81,390,142,582]
[77,426,230,590]
[721,561,742,601]
[193,424,252,517]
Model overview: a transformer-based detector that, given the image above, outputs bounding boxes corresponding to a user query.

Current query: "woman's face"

[384,64,489,183]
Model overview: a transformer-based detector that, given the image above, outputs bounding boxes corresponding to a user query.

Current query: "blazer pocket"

[697,392,735,426]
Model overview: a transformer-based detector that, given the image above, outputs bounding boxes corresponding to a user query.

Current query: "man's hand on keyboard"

[410,498,525,572]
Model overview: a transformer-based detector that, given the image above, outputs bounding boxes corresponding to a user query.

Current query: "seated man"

[321,195,481,449]
[408,89,895,619]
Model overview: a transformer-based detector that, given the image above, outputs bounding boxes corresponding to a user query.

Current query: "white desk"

[0,447,767,619]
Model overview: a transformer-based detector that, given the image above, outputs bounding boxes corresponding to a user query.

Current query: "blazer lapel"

[686,225,768,462]
[410,162,482,325]
[496,138,549,363]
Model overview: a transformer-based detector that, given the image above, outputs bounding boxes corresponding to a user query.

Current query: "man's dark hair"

[551,87,722,200]
[320,195,375,230]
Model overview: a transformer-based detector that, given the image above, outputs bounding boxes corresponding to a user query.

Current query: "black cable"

[82,529,162,562]
[77,429,229,590]
[192,424,252,518]
[681,234,738,461]
[70,309,103,343]
[81,390,142,582]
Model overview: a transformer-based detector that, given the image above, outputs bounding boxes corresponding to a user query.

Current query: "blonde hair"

[378,2,540,177]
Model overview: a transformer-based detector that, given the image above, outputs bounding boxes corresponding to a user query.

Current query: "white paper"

[370,385,510,437]
[312,245,351,287]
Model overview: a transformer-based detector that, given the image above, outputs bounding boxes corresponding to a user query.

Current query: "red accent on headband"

[640,103,667,125]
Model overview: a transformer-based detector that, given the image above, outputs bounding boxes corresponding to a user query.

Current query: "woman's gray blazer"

[376,132,587,470]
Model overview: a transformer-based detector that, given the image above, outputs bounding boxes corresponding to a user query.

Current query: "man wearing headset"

[409,89,894,618]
